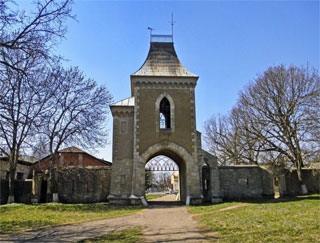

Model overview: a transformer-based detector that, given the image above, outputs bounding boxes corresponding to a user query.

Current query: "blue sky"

[23,0,319,161]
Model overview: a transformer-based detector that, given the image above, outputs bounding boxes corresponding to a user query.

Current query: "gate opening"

[145,155,181,204]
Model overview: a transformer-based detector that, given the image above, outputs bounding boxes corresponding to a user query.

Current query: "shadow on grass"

[33,203,144,213]
[194,194,320,208]
[235,194,319,204]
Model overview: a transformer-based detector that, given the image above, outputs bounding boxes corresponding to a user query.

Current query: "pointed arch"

[160,97,170,129]
[155,93,175,132]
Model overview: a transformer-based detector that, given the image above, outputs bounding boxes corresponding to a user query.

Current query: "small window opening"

[17,172,24,180]
[160,98,171,129]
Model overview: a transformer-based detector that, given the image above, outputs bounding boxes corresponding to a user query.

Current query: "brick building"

[32,146,111,172]
[29,147,112,204]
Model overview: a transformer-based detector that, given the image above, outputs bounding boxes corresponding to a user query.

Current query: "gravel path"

[1,195,208,243]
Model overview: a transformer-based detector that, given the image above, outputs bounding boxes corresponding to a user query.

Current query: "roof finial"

[147,27,153,42]
[169,13,176,41]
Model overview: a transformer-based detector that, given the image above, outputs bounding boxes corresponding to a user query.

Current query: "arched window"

[160,98,171,129]
[155,93,175,133]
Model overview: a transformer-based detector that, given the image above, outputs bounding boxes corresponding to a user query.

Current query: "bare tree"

[205,114,241,165]
[204,109,260,165]
[145,170,154,191]
[153,172,171,192]
[205,65,319,194]
[0,0,74,71]
[236,65,319,193]
[0,51,54,203]
[0,0,73,203]
[34,66,113,202]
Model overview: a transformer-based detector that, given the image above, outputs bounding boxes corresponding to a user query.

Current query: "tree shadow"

[147,201,184,208]
[196,194,319,207]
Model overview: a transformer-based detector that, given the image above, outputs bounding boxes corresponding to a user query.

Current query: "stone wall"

[0,158,31,180]
[1,167,112,204]
[0,179,32,204]
[137,87,195,155]
[56,167,111,203]
[281,169,320,196]
[218,166,274,200]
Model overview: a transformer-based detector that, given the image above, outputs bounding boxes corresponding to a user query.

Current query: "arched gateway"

[108,34,222,205]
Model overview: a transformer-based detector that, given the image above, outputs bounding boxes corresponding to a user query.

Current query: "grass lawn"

[0,203,142,235]
[77,227,143,243]
[145,194,165,200]
[189,194,320,242]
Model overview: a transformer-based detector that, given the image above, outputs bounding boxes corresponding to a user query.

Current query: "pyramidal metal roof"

[131,42,197,77]
[111,97,135,107]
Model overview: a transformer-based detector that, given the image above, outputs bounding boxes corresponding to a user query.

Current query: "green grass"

[145,194,165,200]
[77,227,143,243]
[0,203,142,235]
[189,195,320,242]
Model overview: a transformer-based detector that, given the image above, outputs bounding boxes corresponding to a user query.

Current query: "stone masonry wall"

[108,108,134,202]
[282,169,320,195]
[56,167,111,203]
[218,166,274,200]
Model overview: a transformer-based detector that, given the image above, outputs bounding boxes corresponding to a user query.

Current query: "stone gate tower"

[108,35,221,205]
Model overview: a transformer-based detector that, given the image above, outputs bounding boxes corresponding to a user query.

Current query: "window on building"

[160,98,171,129]
[120,120,127,134]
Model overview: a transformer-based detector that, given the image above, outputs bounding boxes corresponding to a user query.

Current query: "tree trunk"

[47,152,59,203]
[292,127,308,195]
[47,168,59,202]
[51,169,59,203]
[7,154,17,204]
[296,165,308,194]
[7,166,15,203]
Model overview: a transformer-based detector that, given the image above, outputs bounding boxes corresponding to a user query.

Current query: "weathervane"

[169,13,176,40]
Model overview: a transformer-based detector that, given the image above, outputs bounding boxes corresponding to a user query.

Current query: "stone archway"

[139,142,192,203]
[144,155,180,202]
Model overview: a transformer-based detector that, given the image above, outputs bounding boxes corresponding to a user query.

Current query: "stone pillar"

[59,154,64,167]
[31,171,40,203]
[204,155,222,203]
[78,154,83,167]
[278,175,287,197]
[187,159,203,205]
[129,156,144,205]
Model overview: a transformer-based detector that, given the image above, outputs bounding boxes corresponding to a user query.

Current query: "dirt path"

[142,195,207,242]
[218,203,248,212]
[1,195,207,243]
